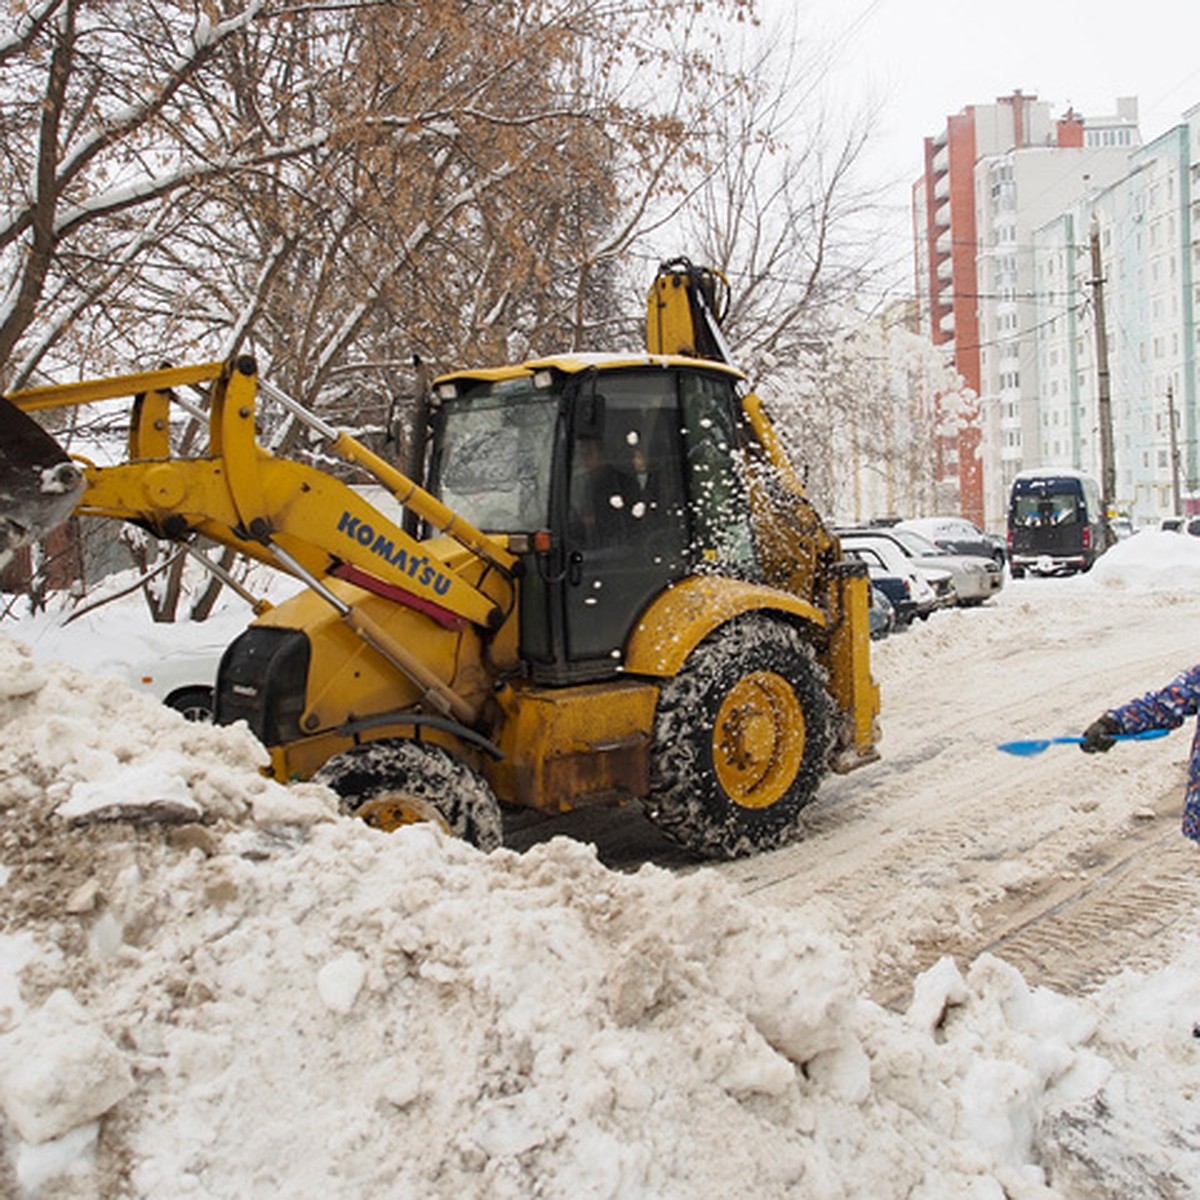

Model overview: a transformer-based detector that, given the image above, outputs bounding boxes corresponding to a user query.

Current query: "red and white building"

[912,91,1139,529]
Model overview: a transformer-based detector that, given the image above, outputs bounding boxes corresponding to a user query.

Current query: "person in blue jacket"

[1081,664,1200,844]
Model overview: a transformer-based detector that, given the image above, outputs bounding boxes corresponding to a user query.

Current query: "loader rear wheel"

[314,740,503,852]
[645,616,833,859]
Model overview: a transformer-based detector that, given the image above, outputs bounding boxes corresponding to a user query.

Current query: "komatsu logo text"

[337,511,452,596]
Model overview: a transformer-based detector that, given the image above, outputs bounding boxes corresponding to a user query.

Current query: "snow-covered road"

[725,575,1200,1003]
[512,538,1200,1005]
[4,530,1200,1197]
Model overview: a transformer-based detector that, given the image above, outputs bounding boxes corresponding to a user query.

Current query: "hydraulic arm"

[2,355,517,722]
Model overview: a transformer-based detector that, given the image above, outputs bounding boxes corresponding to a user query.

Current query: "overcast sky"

[771,0,1200,291]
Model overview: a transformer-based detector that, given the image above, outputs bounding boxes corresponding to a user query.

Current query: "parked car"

[868,584,895,640]
[896,516,1006,567]
[1158,515,1200,537]
[867,569,919,627]
[840,541,947,622]
[839,527,1003,607]
[126,643,222,721]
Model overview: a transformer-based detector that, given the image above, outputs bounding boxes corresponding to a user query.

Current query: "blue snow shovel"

[997,728,1170,757]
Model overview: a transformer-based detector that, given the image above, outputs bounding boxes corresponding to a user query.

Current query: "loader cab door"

[558,371,688,667]
[556,366,757,673]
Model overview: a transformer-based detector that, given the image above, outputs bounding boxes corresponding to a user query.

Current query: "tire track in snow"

[872,782,1200,1006]
[508,589,1200,1008]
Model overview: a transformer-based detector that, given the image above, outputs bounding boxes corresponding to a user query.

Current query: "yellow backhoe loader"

[0,260,879,858]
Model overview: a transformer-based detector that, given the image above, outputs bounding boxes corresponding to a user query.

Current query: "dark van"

[1007,469,1110,577]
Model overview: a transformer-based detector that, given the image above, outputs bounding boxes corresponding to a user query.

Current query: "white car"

[895,516,1007,567]
[840,527,1002,607]
[840,540,951,620]
[126,641,224,721]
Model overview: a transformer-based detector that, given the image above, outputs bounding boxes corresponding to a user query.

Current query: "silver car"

[838,527,1004,607]
[896,516,1006,566]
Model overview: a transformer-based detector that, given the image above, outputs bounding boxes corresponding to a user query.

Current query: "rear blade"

[0,396,84,567]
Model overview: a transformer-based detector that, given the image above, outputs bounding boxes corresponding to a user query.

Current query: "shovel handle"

[997,728,1170,757]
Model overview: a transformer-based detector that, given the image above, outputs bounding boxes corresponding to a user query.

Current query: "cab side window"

[567,375,685,550]
[679,372,757,576]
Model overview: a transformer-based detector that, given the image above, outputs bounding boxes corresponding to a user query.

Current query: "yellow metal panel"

[80,458,239,528]
[646,273,700,356]
[257,458,505,629]
[78,450,506,631]
[252,580,490,743]
[489,680,659,812]
[623,575,826,678]
[129,389,172,461]
[4,362,226,413]
[218,362,269,529]
[824,567,882,769]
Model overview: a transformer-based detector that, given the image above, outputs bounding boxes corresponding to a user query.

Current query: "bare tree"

[0,0,763,615]
[765,311,965,521]
[3,0,761,396]
[656,22,890,379]
[0,0,329,386]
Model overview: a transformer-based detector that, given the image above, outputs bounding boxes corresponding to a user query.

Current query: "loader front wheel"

[645,616,833,859]
[314,740,503,852]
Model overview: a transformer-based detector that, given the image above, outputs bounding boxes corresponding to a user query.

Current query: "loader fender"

[623,575,826,678]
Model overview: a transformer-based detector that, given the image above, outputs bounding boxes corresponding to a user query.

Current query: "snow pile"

[1084,529,1200,593]
[1,637,1199,1197]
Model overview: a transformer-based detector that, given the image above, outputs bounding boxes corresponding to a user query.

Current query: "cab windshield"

[431,377,561,532]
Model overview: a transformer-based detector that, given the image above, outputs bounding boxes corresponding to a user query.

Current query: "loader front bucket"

[0,396,84,568]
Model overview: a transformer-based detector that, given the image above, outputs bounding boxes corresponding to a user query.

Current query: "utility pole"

[1089,219,1116,516]
[1168,383,1183,515]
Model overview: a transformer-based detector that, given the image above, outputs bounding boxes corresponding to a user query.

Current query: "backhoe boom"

[2,356,514,629]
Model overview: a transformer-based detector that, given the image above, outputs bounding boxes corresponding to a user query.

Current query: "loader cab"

[427,359,757,682]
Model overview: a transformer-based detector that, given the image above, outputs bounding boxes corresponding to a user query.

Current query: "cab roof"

[433,352,746,388]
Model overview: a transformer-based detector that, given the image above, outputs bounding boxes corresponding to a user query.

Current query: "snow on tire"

[646,615,833,859]
[314,740,503,852]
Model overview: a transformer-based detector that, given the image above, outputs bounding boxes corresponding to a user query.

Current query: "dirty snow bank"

[1,636,1198,1197]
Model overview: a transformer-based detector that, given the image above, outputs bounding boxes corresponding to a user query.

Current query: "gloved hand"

[1080,714,1121,754]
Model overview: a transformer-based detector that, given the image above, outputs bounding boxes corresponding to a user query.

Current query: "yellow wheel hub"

[355,793,452,835]
[713,671,805,810]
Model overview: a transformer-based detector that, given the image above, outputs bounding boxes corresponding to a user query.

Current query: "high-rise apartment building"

[913,92,1139,528]
[1032,106,1198,525]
